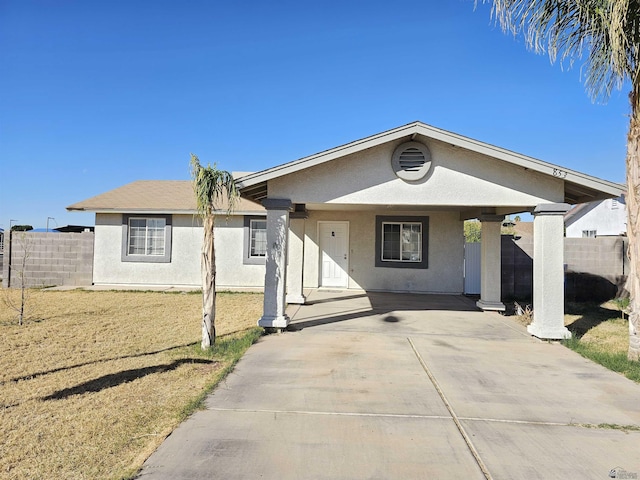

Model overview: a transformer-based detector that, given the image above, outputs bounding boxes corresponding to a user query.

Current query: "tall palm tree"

[482,0,640,360]
[190,154,239,349]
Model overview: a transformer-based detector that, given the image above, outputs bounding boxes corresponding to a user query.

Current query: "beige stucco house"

[69,121,623,340]
[67,180,267,290]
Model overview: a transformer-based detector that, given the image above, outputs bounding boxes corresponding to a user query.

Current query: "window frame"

[375,215,429,269]
[121,214,172,263]
[243,215,268,265]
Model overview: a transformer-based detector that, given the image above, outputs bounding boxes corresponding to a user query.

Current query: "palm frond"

[190,153,239,217]
[483,0,640,103]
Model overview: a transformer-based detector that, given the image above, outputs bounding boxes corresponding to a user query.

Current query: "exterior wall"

[269,138,565,208]
[302,210,464,294]
[565,198,627,237]
[93,213,265,288]
[2,231,94,288]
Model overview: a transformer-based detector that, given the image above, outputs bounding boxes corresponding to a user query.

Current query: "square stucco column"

[258,198,292,329]
[476,215,505,311]
[528,203,572,340]
[286,216,306,304]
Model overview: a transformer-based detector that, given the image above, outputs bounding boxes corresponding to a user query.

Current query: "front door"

[319,222,349,288]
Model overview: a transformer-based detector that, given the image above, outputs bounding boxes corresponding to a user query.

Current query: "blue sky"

[0,0,630,230]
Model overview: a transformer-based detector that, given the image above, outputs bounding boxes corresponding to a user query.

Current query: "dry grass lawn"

[0,289,263,480]
[564,301,629,354]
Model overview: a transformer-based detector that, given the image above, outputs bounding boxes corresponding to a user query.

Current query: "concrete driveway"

[138,290,640,479]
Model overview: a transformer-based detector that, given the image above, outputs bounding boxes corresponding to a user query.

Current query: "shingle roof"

[67,180,264,214]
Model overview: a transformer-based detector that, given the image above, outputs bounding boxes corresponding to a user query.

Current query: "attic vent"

[391,141,432,181]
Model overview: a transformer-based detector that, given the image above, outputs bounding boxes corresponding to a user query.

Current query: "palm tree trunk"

[201,214,216,349]
[627,87,640,361]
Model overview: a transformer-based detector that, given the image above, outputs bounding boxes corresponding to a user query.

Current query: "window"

[121,214,172,263]
[243,216,268,265]
[249,219,267,257]
[128,218,166,256]
[375,216,429,269]
[382,222,422,262]
[582,230,597,238]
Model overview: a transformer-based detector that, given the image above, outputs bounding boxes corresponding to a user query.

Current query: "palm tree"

[190,154,239,349]
[482,0,640,360]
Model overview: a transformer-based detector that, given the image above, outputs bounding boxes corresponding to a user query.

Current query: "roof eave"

[237,121,624,203]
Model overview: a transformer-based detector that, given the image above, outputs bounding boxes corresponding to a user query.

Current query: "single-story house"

[68,121,624,340]
[565,194,627,237]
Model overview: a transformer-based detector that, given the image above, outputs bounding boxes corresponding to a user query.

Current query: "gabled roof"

[67,180,264,214]
[237,121,624,204]
[564,192,626,226]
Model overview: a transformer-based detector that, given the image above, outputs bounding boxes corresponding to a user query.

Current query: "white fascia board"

[237,122,421,188]
[68,208,261,216]
[237,121,624,197]
[416,123,624,196]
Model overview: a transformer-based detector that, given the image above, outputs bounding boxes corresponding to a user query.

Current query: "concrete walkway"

[138,290,640,479]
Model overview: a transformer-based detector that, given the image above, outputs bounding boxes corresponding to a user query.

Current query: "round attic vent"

[391,141,432,181]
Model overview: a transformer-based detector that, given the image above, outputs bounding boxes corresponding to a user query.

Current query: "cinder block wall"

[500,235,628,301]
[2,232,94,288]
[564,237,628,280]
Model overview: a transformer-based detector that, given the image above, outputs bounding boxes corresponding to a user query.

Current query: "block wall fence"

[2,232,94,288]
[501,235,628,302]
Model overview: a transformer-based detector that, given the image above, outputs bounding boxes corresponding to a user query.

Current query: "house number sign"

[552,168,568,178]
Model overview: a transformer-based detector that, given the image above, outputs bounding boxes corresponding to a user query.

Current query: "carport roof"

[237,121,624,204]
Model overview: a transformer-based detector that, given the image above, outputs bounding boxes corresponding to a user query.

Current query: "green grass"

[178,327,264,421]
[563,326,640,384]
[560,300,640,384]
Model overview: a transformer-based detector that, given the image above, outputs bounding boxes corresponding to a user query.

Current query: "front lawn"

[0,289,263,480]
[563,301,640,383]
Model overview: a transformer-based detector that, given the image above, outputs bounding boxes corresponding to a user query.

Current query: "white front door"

[319,222,349,288]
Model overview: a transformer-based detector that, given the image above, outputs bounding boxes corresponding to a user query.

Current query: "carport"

[237,122,624,339]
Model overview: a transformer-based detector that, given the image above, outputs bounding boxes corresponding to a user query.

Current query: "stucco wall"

[302,210,464,294]
[93,213,265,288]
[565,198,627,237]
[269,137,565,208]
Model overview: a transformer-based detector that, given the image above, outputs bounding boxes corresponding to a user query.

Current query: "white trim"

[68,208,265,215]
[237,121,623,198]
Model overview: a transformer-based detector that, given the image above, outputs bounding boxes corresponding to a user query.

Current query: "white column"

[476,215,505,311]
[286,216,306,304]
[258,198,291,329]
[528,203,571,339]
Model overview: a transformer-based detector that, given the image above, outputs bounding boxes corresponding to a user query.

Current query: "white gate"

[464,242,481,295]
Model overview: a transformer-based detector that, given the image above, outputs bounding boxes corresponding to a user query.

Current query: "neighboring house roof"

[564,194,627,236]
[513,221,533,238]
[54,225,95,233]
[564,202,600,226]
[67,180,264,214]
[237,121,624,203]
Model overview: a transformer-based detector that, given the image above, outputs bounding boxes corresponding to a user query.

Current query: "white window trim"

[121,214,172,263]
[127,217,166,256]
[381,221,422,263]
[249,218,267,258]
[243,215,267,265]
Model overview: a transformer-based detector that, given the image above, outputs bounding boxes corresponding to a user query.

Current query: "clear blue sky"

[0,0,630,230]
